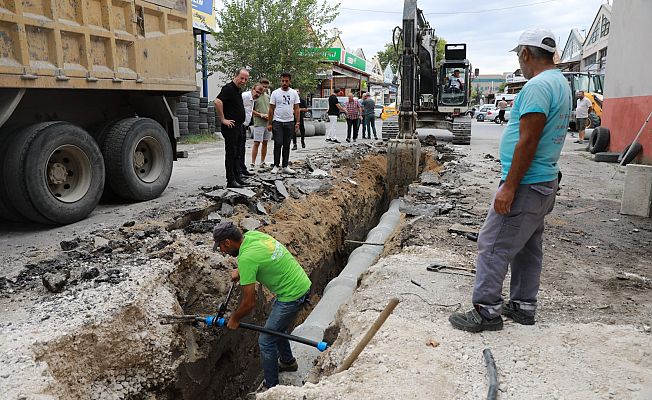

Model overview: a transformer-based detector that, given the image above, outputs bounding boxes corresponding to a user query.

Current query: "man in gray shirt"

[361,93,377,140]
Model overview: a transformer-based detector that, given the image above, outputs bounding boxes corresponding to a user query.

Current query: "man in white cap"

[212,221,311,389]
[449,29,571,332]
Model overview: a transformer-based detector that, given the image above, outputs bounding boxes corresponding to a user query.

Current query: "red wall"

[602,95,652,164]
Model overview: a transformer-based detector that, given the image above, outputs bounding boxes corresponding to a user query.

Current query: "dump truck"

[0,0,196,225]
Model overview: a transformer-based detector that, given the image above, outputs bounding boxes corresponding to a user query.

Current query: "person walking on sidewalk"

[497,97,508,125]
[251,78,271,170]
[574,90,592,144]
[344,93,362,143]
[241,84,264,176]
[449,28,570,333]
[326,92,345,143]
[267,72,300,174]
[215,68,249,188]
[212,221,311,390]
[362,93,378,139]
[292,89,308,150]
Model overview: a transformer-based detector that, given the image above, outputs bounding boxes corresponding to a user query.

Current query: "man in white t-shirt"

[240,83,263,176]
[266,72,300,174]
[574,90,592,144]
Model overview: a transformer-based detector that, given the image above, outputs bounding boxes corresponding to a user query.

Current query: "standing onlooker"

[574,90,592,144]
[251,78,271,170]
[448,29,570,332]
[292,89,307,150]
[241,84,264,176]
[497,97,508,126]
[344,93,362,143]
[215,68,249,188]
[362,93,378,140]
[267,72,300,174]
[326,92,344,143]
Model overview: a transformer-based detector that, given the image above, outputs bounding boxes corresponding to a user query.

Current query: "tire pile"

[177,90,216,136]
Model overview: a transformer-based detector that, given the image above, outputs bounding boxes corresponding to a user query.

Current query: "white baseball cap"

[510,28,557,53]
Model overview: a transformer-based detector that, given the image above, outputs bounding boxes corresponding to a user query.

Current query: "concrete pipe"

[303,123,316,137]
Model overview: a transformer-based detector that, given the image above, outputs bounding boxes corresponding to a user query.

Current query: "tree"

[374,37,447,72]
[206,0,338,93]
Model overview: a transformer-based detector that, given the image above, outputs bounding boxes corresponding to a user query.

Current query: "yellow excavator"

[563,71,604,130]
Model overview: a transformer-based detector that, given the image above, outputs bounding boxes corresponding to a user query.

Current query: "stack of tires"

[199,96,209,133]
[208,102,216,133]
[177,98,189,136]
[187,91,201,134]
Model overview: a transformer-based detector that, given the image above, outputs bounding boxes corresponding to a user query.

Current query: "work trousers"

[221,124,241,182]
[259,291,309,387]
[472,179,558,319]
[346,118,360,140]
[272,121,293,167]
[364,115,377,137]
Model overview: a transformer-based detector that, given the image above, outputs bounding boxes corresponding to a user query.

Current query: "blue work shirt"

[499,69,571,184]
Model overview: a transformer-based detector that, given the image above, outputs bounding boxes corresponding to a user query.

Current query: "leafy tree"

[206,0,338,93]
[374,37,447,76]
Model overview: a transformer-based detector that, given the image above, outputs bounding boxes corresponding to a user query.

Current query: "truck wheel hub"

[48,163,68,185]
[134,151,145,170]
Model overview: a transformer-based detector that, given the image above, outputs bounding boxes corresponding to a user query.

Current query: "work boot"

[292,144,298,150]
[301,141,305,148]
[226,180,242,188]
[502,301,535,325]
[449,307,503,333]
[235,176,248,186]
[278,358,298,372]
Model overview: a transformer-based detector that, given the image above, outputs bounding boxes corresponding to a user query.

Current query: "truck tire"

[593,152,620,163]
[4,122,105,224]
[618,142,643,166]
[102,118,173,201]
[588,127,610,154]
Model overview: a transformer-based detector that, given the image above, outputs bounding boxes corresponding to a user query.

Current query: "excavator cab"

[438,44,471,114]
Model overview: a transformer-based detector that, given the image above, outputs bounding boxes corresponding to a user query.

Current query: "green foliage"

[374,37,446,72]
[497,82,507,93]
[206,0,338,93]
[178,133,218,145]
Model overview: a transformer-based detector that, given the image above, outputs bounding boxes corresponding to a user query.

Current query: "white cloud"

[325,0,605,73]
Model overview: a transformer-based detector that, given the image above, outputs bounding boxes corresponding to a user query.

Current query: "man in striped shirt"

[344,93,362,143]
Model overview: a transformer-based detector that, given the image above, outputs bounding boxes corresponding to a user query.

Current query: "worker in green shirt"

[212,221,311,389]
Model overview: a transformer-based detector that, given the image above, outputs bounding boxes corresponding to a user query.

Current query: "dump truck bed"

[0,0,196,92]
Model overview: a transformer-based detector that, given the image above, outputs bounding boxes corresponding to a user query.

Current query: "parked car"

[475,104,496,122]
[486,107,512,123]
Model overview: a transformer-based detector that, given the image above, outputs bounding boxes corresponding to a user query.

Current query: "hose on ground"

[483,348,498,400]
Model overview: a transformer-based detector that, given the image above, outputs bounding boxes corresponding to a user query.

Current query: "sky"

[324,0,609,75]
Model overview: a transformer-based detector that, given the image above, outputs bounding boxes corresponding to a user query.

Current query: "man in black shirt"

[215,68,249,188]
[326,92,344,143]
[292,89,308,149]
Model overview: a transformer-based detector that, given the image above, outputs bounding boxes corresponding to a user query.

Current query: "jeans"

[472,179,558,319]
[364,115,377,137]
[346,118,360,140]
[272,121,293,167]
[238,124,248,173]
[221,124,240,182]
[259,291,309,387]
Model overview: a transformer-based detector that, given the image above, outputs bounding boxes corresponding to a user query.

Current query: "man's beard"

[228,248,239,257]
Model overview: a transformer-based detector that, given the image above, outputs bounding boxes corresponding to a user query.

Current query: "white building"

[581,3,611,74]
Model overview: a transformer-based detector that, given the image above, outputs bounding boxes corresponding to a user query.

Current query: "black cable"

[483,348,499,400]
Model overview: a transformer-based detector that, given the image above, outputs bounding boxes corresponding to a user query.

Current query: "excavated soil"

[0,145,399,400]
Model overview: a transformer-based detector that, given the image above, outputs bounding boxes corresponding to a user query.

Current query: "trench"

[163,154,396,399]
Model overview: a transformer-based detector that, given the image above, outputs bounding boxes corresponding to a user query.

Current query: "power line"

[339,0,560,15]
